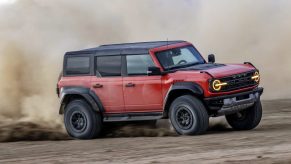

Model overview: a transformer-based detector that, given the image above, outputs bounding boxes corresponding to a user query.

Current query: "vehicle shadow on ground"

[206,123,234,135]
[101,121,234,138]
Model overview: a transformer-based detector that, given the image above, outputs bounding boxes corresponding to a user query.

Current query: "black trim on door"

[121,55,127,77]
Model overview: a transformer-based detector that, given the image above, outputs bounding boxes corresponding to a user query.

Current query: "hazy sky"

[0,0,15,5]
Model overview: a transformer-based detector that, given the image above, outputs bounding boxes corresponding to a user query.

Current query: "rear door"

[90,55,124,113]
[123,54,163,112]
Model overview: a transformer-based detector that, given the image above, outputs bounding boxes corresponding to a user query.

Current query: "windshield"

[155,46,205,70]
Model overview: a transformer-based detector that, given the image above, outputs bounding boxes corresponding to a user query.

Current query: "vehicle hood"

[180,63,256,78]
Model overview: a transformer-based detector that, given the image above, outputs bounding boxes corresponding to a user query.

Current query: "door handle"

[125,83,135,87]
[93,83,103,88]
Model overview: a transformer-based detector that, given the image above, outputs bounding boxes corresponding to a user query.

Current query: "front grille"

[214,71,258,92]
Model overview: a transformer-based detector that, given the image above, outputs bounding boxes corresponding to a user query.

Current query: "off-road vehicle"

[57,40,263,139]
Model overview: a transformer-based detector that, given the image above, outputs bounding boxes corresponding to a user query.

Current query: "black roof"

[66,40,187,56]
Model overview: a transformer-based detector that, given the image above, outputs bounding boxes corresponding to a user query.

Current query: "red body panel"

[58,42,259,114]
[91,77,124,113]
[58,76,92,89]
[123,76,163,112]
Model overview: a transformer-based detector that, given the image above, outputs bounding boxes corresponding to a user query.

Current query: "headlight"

[251,71,260,83]
[212,79,228,91]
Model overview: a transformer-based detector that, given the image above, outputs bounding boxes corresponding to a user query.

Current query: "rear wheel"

[169,95,209,135]
[226,100,262,130]
[64,99,102,139]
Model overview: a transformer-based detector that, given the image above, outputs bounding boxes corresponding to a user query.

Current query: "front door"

[123,54,163,112]
[91,55,124,113]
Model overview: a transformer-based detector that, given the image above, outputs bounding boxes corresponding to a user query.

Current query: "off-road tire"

[226,100,262,130]
[169,95,209,135]
[64,99,102,139]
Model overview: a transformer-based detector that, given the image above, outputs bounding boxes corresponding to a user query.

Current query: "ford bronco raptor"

[57,41,263,139]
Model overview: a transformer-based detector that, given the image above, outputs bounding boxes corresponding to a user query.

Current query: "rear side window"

[66,56,90,75]
[96,56,121,77]
[127,54,155,75]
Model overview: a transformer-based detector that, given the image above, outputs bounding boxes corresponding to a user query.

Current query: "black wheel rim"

[70,111,87,132]
[175,105,194,130]
[236,110,247,121]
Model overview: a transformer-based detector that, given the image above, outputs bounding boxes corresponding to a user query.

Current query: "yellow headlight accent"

[251,71,260,83]
[212,80,228,91]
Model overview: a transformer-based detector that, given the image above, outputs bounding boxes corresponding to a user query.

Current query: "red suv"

[57,41,263,139]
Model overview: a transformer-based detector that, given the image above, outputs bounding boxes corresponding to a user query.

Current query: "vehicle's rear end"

[56,71,63,97]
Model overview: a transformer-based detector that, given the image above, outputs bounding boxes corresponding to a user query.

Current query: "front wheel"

[169,95,209,135]
[226,100,262,130]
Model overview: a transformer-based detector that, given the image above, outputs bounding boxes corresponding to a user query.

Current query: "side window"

[96,56,121,77]
[127,54,155,75]
[66,56,90,75]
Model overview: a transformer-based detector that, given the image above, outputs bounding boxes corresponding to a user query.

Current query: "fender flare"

[163,82,204,117]
[170,82,204,95]
[59,87,104,114]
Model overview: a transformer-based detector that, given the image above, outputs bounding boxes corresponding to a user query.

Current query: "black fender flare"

[59,87,104,114]
[163,82,204,117]
[170,82,204,95]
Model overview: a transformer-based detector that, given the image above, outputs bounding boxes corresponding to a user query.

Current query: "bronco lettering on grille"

[218,71,257,92]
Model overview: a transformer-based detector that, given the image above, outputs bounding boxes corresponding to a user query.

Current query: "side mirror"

[208,54,215,63]
[147,66,162,76]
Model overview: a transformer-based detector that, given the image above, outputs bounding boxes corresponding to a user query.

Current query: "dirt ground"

[0,99,291,164]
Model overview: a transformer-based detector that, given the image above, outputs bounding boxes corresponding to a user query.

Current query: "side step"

[103,112,163,122]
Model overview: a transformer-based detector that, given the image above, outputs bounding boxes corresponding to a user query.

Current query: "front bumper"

[204,87,264,116]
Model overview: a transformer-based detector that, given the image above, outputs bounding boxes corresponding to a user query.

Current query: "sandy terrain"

[0,99,291,164]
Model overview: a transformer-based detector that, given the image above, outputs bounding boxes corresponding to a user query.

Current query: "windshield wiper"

[167,62,202,70]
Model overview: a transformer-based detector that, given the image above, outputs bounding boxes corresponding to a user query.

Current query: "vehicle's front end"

[166,63,264,118]
[150,41,263,132]
[204,68,263,116]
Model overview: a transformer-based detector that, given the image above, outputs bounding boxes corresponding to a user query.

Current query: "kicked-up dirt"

[0,99,291,163]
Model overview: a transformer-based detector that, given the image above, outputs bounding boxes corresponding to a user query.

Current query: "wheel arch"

[163,82,204,118]
[59,87,104,114]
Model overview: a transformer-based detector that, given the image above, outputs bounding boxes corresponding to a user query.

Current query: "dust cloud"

[0,0,290,141]
[0,121,70,142]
